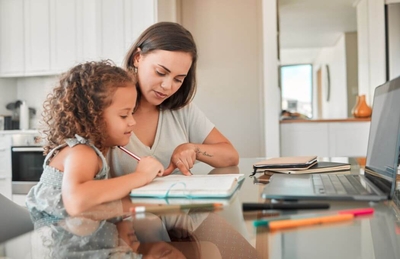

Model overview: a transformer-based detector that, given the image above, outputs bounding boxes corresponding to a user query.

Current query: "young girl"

[26,60,164,222]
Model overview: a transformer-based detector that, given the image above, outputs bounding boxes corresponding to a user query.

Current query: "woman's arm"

[164,128,239,175]
[195,127,239,166]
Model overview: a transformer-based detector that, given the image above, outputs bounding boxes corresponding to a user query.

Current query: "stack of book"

[252,156,351,183]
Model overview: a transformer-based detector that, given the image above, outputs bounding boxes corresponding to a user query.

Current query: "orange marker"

[267,213,354,231]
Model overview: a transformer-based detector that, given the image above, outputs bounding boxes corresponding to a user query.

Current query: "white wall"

[16,76,57,129]
[262,0,281,157]
[313,35,348,119]
[345,32,359,116]
[0,76,55,129]
[181,0,267,157]
[387,3,400,79]
[157,0,181,22]
[280,48,321,65]
[356,0,386,104]
[0,78,17,116]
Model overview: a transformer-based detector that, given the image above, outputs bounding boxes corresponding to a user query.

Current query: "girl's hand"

[163,143,196,176]
[136,156,164,183]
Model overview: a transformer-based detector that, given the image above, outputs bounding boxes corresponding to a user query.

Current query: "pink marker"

[338,207,374,217]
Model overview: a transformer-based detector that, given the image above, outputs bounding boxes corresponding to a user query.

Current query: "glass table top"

[2,157,400,259]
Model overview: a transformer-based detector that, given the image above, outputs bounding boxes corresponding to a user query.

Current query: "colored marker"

[253,207,374,228]
[242,202,330,211]
[266,213,354,231]
[337,207,374,216]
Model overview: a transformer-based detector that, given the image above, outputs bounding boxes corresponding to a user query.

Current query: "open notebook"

[130,174,245,199]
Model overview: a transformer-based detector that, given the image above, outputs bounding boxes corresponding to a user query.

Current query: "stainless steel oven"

[11,134,45,194]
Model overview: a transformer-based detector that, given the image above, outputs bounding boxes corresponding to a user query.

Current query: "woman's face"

[134,50,192,106]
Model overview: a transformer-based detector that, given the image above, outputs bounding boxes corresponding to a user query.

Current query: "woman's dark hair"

[41,60,135,154]
[123,22,198,110]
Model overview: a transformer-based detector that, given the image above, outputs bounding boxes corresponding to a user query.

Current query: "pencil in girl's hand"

[118,146,141,161]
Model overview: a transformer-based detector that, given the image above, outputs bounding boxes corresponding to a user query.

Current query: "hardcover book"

[251,156,317,176]
[264,161,351,174]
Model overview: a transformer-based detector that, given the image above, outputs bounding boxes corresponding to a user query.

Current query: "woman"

[108,22,239,176]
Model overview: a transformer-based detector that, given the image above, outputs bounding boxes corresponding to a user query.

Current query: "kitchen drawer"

[0,151,11,177]
[0,176,12,200]
[0,135,11,177]
[0,135,12,148]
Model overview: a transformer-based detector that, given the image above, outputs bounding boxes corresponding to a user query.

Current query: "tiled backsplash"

[0,76,58,129]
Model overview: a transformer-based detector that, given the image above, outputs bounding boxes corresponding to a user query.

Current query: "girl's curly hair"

[41,60,135,155]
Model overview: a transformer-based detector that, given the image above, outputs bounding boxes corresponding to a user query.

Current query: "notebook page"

[130,174,244,198]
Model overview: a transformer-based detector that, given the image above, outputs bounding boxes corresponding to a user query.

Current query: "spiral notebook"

[130,174,244,198]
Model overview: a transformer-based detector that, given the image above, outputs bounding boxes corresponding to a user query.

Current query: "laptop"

[262,75,400,201]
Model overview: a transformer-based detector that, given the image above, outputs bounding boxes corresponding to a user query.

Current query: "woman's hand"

[163,143,196,176]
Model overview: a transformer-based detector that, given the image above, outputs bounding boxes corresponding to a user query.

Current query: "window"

[280,64,313,118]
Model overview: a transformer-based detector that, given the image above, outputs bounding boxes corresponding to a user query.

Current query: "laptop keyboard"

[312,174,370,195]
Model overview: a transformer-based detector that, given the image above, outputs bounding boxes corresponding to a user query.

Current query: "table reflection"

[26,190,258,258]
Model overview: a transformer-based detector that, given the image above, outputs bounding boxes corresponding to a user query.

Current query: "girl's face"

[134,50,192,107]
[103,83,137,147]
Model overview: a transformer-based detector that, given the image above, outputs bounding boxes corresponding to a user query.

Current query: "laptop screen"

[365,75,400,198]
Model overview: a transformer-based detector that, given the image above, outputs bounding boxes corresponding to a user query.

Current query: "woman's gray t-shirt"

[108,102,215,176]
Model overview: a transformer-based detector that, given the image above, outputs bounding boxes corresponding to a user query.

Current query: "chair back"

[0,194,34,243]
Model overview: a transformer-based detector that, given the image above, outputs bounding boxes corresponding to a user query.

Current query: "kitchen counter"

[0,130,39,134]
[280,118,371,157]
[280,117,371,123]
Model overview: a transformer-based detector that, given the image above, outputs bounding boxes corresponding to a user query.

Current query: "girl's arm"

[61,145,163,216]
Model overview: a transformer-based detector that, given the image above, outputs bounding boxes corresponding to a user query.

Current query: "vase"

[352,95,372,118]
[351,95,360,117]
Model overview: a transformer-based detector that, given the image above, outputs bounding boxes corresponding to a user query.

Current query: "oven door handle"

[12,147,44,152]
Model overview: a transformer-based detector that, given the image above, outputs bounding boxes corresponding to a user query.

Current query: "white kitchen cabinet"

[0,0,157,77]
[0,177,12,201]
[280,121,371,158]
[24,0,51,74]
[280,122,330,157]
[0,135,12,200]
[328,122,370,157]
[96,0,126,65]
[98,0,157,66]
[0,0,24,76]
[49,0,83,73]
